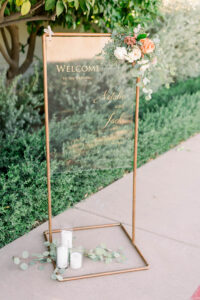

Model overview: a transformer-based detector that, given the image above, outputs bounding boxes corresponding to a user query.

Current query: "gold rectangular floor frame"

[44,223,149,282]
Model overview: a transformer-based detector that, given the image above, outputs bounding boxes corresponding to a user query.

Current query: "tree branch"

[0,0,9,22]
[1,27,11,56]
[0,14,56,28]
[0,43,16,67]
[6,25,19,63]
[0,0,45,24]
[30,0,45,14]
[18,27,39,74]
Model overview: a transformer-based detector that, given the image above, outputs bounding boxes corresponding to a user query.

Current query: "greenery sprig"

[12,241,126,281]
[84,244,126,264]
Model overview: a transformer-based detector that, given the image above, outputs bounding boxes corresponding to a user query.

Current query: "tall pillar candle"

[61,230,73,248]
[56,245,68,269]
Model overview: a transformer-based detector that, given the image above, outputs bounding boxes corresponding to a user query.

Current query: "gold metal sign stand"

[42,33,149,281]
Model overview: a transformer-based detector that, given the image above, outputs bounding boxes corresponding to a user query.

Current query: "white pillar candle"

[61,230,73,248]
[70,252,83,269]
[56,245,68,269]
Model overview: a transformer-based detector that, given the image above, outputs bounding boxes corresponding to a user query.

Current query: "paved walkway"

[0,134,200,300]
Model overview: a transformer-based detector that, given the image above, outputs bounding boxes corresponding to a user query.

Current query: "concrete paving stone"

[1,134,200,300]
[0,208,199,300]
[76,134,200,247]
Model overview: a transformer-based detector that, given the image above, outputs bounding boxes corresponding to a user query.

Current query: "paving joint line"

[74,207,200,249]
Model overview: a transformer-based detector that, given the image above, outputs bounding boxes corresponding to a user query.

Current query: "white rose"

[125,46,141,63]
[114,47,127,60]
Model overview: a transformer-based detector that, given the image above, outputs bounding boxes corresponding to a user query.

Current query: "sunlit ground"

[163,0,199,10]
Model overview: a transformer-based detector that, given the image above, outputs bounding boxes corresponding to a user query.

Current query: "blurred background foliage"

[0,0,160,80]
[0,0,200,247]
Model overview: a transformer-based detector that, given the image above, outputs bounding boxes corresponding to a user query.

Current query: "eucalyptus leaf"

[105,257,112,264]
[20,262,28,271]
[113,252,120,258]
[58,268,65,274]
[56,274,63,281]
[43,251,49,257]
[22,250,29,259]
[32,253,43,258]
[99,243,107,249]
[95,248,105,256]
[13,257,20,265]
[44,241,50,247]
[51,273,57,280]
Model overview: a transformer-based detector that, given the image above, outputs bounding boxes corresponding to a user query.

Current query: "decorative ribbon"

[44,25,54,41]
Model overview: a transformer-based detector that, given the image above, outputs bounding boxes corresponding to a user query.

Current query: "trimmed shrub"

[1,76,200,248]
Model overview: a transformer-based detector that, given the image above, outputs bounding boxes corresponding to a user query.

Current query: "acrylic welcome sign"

[43,34,134,173]
[42,33,149,282]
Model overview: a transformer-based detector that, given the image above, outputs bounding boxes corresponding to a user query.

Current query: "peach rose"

[140,38,155,54]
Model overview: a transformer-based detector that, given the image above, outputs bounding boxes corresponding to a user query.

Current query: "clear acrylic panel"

[45,35,134,172]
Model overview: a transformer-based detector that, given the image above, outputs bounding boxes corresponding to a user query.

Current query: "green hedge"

[1,76,200,248]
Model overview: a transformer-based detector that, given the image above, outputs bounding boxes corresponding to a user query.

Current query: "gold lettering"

[76,65,81,72]
[56,64,100,73]
[103,112,116,129]
[103,112,126,129]
[56,65,66,72]
[104,90,125,101]
[88,65,99,72]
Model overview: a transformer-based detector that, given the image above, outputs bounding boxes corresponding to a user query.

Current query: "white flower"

[134,24,141,34]
[143,88,149,94]
[143,88,153,94]
[140,63,150,72]
[143,77,150,85]
[114,47,127,60]
[148,89,153,94]
[137,59,149,65]
[125,46,141,63]
[153,37,160,44]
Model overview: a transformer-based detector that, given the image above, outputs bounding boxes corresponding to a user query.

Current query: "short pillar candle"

[70,251,83,269]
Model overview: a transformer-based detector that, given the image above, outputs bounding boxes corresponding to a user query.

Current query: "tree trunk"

[6,25,20,81]
[0,24,38,83]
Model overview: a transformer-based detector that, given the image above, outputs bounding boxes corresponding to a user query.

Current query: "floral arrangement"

[102,25,159,100]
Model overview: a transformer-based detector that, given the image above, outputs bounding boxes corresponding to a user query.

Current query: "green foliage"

[12,240,125,280]
[2,0,160,31]
[12,240,58,279]
[0,68,43,136]
[149,1,200,91]
[85,244,125,263]
[1,75,200,248]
